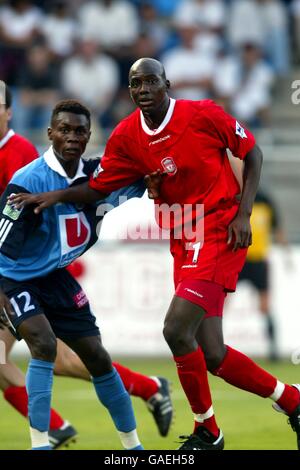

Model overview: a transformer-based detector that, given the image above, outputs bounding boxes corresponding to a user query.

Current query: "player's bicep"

[0,184,41,260]
[204,103,256,160]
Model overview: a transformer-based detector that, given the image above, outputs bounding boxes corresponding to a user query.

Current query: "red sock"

[113,362,159,400]
[213,345,278,397]
[276,385,300,415]
[4,385,64,430]
[49,408,64,430]
[174,347,219,437]
[4,385,28,417]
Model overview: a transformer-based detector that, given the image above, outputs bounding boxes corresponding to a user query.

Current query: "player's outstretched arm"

[228,144,263,251]
[8,182,106,214]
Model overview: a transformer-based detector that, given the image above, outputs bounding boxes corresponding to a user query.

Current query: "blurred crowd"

[0,0,299,141]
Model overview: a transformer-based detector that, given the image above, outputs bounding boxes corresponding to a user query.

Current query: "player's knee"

[203,348,226,372]
[28,332,57,363]
[163,322,193,354]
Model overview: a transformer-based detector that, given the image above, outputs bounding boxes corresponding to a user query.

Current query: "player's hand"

[144,169,167,199]
[8,191,60,214]
[227,214,252,252]
[0,291,14,330]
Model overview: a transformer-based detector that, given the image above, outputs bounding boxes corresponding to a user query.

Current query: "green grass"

[1,358,299,450]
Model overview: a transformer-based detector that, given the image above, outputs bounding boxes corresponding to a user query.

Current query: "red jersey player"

[10,59,300,450]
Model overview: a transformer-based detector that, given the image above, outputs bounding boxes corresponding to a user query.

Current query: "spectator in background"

[213,42,274,127]
[61,39,119,136]
[260,0,290,76]
[77,0,140,87]
[41,1,77,63]
[78,0,139,53]
[15,43,60,136]
[172,0,225,66]
[228,0,265,50]
[138,2,172,56]
[145,0,182,18]
[0,0,43,85]
[174,0,227,35]
[162,17,215,101]
[228,0,290,76]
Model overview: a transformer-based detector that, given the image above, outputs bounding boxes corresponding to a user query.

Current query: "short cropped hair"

[51,99,91,127]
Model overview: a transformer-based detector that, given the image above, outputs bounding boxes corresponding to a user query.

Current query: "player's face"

[0,104,11,139]
[129,69,169,114]
[48,112,91,162]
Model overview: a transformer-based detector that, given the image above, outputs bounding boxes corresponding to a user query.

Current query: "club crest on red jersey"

[161,157,177,175]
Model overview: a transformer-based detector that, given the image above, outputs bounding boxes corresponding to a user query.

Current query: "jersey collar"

[0,129,15,149]
[140,98,176,136]
[44,146,86,184]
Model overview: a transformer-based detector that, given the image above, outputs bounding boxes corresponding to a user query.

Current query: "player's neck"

[0,125,9,141]
[61,160,79,178]
[142,97,170,130]
[53,149,80,178]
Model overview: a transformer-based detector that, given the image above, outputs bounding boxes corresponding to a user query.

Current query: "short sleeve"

[201,101,256,160]
[89,134,143,194]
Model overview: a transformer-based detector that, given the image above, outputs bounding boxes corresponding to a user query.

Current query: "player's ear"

[47,127,52,141]
[87,130,91,142]
[6,108,12,122]
[166,80,170,90]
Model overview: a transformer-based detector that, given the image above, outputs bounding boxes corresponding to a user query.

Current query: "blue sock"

[32,446,51,450]
[92,368,136,432]
[26,358,54,432]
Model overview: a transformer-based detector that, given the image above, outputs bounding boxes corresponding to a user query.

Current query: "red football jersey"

[0,130,38,195]
[90,99,256,215]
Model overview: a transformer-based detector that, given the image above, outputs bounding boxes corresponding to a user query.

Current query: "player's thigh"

[0,327,25,390]
[40,269,100,340]
[0,327,16,355]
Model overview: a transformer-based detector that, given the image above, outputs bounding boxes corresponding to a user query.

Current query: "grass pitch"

[0,357,299,450]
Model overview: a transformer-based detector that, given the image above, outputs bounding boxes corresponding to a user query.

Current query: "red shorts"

[171,204,247,293]
[175,279,226,317]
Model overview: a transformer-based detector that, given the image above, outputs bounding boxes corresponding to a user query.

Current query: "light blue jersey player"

[0,100,145,450]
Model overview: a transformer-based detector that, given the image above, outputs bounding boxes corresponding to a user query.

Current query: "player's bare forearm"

[9,182,107,214]
[238,144,263,217]
[54,182,106,205]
